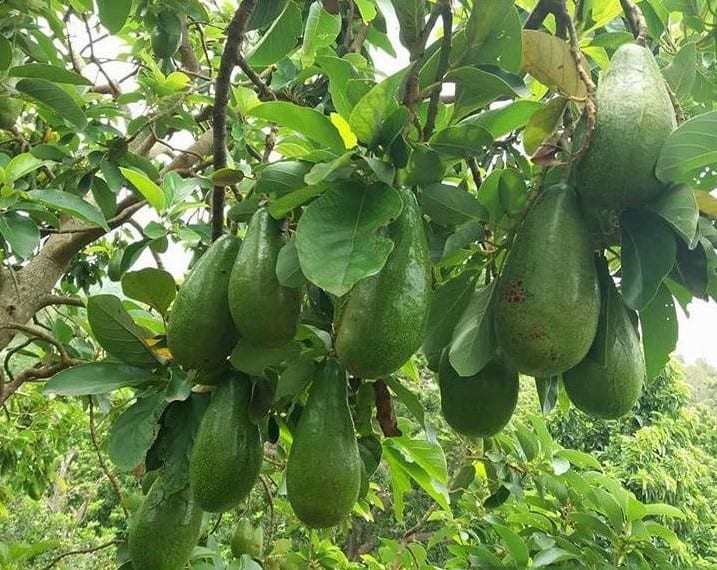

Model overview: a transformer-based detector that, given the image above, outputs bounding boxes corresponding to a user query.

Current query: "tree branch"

[619,0,648,45]
[423,1,452,141]
[36,295,85,310]
[39,540,121,570]
[524,0,557,30]
[89,400,128,518]
[179,15,201,74]
[212,0,259,242]
[374,380,401,437]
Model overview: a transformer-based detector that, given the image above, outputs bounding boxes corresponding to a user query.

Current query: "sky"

[72,3,717,368]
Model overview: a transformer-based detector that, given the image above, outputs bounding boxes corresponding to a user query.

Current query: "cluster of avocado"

[128,189,431,568]
[441,42,677,441]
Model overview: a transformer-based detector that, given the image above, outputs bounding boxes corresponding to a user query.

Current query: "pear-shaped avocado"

[128,476,203,570]
[167,235,239,370]
[575,43,676,208]
[563,281,645,419]
[439,353,519,437]
[286,359,361,528]
[228,208,301,347]
[189,374,262,512]
[231,517,264,559]
[335,188,431,378]
[494,184,600,377]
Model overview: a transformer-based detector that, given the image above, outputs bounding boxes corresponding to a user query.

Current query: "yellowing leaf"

[521,30,588,99]
[330,112,358,149]
[695,191,717,219]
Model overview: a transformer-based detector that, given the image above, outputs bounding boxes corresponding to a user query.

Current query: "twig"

[262,125,278,162]
[342,0,356,50]
[467,157,483,189]
[259,474,275,545]
[236,54,277,101]
[349,24,370,53]
[212,0,259,242]
[665,82,686,123]
[423,0,452,141]
[374,380,401,437]
[524,0,557,30]
[81,14,121,97]
[89,400,128,518]
[37,295,85,309]
[402,3,443,109]
[619,0,648,45]
[39,540,121,570]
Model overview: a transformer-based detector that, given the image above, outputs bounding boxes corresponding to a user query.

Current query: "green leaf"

[349,71,405,147]
[97,0,132,34]
[382,442,412,522]
[428,124,493,157]
[275,238,306,288]
[301,1,341,65]
[275,357,316,402]
[643,502,685,519]
[535,376,559,415]
[267,183,328,219]
[256,161,312,196]
[533,547,578,568]
[656,111,717,186]
[390,0,426,56]
[8,64,92,86]
[87,294,159,368]
[121,268,177,316]
[295,181,403,296]
[422,272,476,370]
[247,1,303,67]
[354,0,377,21]
[0,36,12,71]
[448,66,528,121]
[384,375,425,429]
[27,189,109,230]
[247,101,345,155]
[648,184,699,245]
[639,283,678,379]
[463,0,522,72]
[449,282,495,377]
[521,30,588,98]
[463,100,543,139]
[620,209,676,310]
[5,153,45,182]
[644,521,682,548]
[442,220,484,259]
[555,448,601,470]
[419,184,488,227]
[108,393,167,471]
[0,212,39,259]
[43,362,159,395]
[674,238,708,298]
[492,523,530,567]
[16,78,86,129]
[247,0,290,30]
[229,339,300,376]
[662,41,696,100]
[523,97,567,155]
[211,167,244,186]
[119,167,166,211]
[317,55,358,119]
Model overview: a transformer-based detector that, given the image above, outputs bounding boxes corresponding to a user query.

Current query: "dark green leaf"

[535,376,559,415]
[523,97,567,155]
[275,238,306,288]
[43,362,159,395]
[8,64,92,85]
[405,145,444,187]
[419,183,488,226]
[274,357,316,402]
[87,294,159,368]
[533,547,579,567]
[674,238,708,298]
[27,189,109,230]
[384,375,425,429]
[464,100,543,139]
[229,340,300,376]
[108,393,167,472]
[349,71,405,147]
[316,55,357,119]
[121,268,177,316]
[449,282,495,377]
[620,209,676,310]
[656,111,717,186]
[429,124,492,157]
[0,37,11,71]
[247,1,302,67]
[448,67,528,121]
[301,1,342,65]
[247,0,290,30]
[463,0,522,72]
[0,212,39,259]
[648,184,699,246]
[390,0,426,56]
[16,78,86,129]
[255,161,312,197]
[267,183,328,219]
[662,41,696,100]
[97,0,132,34]
[639,284,678,379]
[295,181,403,296]
[442,220,484,259]
[492,523,530,566]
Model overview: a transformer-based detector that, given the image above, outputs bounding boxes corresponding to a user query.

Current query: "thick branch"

[179,15,201,74]
[524,0,558,30]
[619,0,648,45]
[212,0,259,241]
[37,295,85,309]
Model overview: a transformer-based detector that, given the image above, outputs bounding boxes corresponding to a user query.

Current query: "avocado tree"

[2,0,717,568]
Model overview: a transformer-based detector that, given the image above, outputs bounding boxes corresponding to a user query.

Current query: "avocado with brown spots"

[563,280,645,419]
[494,184,600,377]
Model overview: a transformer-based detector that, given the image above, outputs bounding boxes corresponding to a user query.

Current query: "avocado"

[0,96,22,130]
[228,208,301,347]
[286,359,362,528]
[189,374,262,512]
[128,476,203,570]
[575,43,676,208]
[563,280,645,419]
[494,184,600,376]
[335,188,432,378]
[230,518,264,559]
[167,235,239,371]
[438,353,519,437]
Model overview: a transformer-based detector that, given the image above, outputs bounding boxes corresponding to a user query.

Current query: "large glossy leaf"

[464,100,544,139]
[463,0,522,72]
[521,31,588,98]
[449,282,495,377]
[523,97,567,155]
[620,210,676,310]
[121,268,176,316]
[295,182,403,296]
[674,239,708,299]
[275,238,306,288]
[9,64,92,85]
[16,78,86,129]
[648,184,699,245]
[87,294,159,368]
[27,189,109,230]
[662,41,697,100]
[97,0,132,34]
[108,393,167,471]
[428,124,493,157]
[119,167,166,211]
[43,362,159,395]
[5,153,45,182]
[533,547,579,568]
[639,284,678,379]
[317,55,358,119]
[492,523,530,567]
[419,184,487,226]
[247,1,302,67]
[656,111,717,186]
[448,66,528,121]
[247,101,346,154]
[301,1,341,65]
[390,0,426,56]
[247,0,290,30]
[535,376,559,415]
[0,212,39,259]
[349,71,405,147]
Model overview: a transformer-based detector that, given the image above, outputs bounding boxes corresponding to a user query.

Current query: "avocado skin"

[128,476,203,570]
[286,359,361,528]
[189,374,262,512]
[167,235,239,371]
[563,282,645,419]
[439,354,519,437]
[575,43,676,208]
[335,189,432,378]
[494,185,600,377]
[228,208,301,347]
[230,518,263,559]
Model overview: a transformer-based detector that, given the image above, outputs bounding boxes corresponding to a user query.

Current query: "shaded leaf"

[448,66,528,121]
[449,282,495,377]
[662,41,696,100]
[43,362,159,395]
[419,184,487,226]
[16,78,86,129]
[429,124,492,157]
[121,268,177,316]
[28,189,109,230]
[108,393,167,471]
[639,284,678,379]
[648,184,699,245]
[0,211,39,259]
[275,238,306,288]
[9,64,92,85]
[656,110,717,186]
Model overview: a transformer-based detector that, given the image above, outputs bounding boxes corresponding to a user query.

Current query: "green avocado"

[575,43,676,208]
[167,235,239,371]
[128,476,203,570]
[230,517,264,559]
[0,96,22,130]
[494,184,600,377]
[563,280,645,419]
[438,353,519,437]
[286,359,361,528]
[335,188,432,378]
[228,208,301,347]
[189,374,262,512]
[151,10,183,59]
